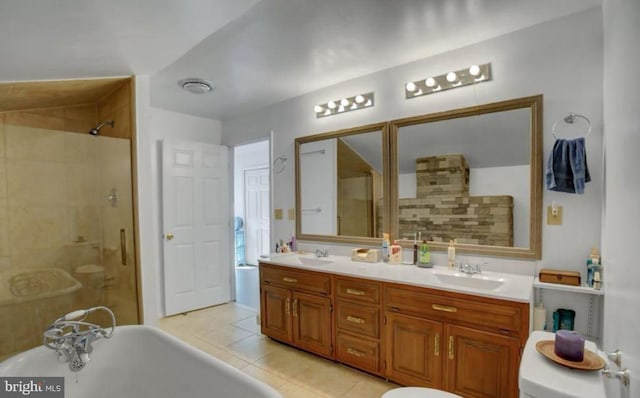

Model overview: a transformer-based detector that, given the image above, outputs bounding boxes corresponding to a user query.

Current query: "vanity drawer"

[260,264,331,295]
[336,332,380,374]
[336,277,381,304]
[385,286,524,334]
[336,301,380,338]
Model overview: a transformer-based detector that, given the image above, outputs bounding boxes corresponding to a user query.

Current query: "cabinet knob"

[165,233,174,240]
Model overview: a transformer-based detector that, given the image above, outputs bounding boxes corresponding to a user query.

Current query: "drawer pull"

[347,347,366,358]
[432,304,457,313]
[283,277,298,283]
[346,315,365,324]
[293,299,298,317]
[448,336,455,360]
[434,333,440,356]
[346,288,365,296]
[285,298,291,316]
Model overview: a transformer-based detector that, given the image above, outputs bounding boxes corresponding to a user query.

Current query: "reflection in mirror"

[296,124,386,241]
[396,108,531,247]
[391,95,542,259]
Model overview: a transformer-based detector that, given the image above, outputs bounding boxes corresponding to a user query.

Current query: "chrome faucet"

[315,248,329,258]
[43,306,116,372]
[458,262,482,274]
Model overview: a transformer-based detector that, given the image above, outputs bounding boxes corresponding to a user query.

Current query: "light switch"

[274,208,283,220]
[547,205,563,225]
[288,208,295,220]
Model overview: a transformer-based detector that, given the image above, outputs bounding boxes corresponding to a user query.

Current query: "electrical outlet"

[288,208,295,220]
[547,205,563,225]
[274,208,283,220]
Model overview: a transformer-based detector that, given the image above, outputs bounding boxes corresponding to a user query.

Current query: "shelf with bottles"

[533,277,604,295]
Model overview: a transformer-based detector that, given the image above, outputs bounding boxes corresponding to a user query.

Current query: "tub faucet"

[43,306,116,372]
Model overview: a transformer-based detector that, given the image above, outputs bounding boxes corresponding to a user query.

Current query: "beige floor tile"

[340,376,399,398]
[226,334,282,362]
[253,344,327,378]
[291,361,364,397]
[232,314,261,334]
[240,364,288,390]
[276,382,330,398]
[194,325,255,348]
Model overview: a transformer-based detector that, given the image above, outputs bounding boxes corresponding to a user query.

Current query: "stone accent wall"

[398,154,514,246]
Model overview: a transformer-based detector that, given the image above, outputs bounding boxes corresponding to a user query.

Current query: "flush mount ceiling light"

[404,63,492,99]
[314,92,374,118]
[178,78,215,94]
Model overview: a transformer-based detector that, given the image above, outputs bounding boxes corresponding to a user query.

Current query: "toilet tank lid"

[519,331,606,398]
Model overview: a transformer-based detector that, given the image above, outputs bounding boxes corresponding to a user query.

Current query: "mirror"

[295,95,542,259]
[390,95,542,259]
[295,123,388,245]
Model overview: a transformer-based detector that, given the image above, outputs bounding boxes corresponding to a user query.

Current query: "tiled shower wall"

[0,109,137,359]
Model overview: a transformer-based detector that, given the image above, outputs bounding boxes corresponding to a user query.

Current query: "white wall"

[135,79,223,322]
[299,139,337,235]
[602,0,640,396]
[469,165,530,248]
[222,8,604,278]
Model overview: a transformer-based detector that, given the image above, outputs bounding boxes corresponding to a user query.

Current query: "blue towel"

[545,137,591,194]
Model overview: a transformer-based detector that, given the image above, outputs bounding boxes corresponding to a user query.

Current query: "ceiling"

[0,0,600,121]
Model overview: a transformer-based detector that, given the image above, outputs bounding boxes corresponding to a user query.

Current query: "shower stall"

[0,77,140,360]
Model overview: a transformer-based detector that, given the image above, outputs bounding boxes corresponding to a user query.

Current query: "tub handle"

[120,229,127,266]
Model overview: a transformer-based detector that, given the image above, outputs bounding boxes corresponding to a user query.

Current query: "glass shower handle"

[120,228,128,266]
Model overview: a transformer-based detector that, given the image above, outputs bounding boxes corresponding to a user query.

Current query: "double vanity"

[259,253,533,398]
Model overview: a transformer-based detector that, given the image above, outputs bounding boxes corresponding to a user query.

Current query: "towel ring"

[551,113,592,139]
[272,156,287,174]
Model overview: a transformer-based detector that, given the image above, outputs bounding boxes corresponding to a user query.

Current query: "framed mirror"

[295,122,389,245]
[389,95,542,259]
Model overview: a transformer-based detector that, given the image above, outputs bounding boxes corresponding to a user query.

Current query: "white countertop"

[260,253,533,303]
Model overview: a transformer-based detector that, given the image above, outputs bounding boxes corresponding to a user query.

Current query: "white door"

[162,140,230,316]
[244,167,270,265]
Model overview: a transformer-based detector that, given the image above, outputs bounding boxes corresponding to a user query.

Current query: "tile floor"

[158,302,398,398]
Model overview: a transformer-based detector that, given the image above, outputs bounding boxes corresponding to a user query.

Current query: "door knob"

[165,233,174,240]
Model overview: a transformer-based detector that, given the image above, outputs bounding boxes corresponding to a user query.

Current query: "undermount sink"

[297,256,332,267]
[433,271,505,291]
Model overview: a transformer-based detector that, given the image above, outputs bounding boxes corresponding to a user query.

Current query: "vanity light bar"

[314,92,375,118]
[404,63,492,99]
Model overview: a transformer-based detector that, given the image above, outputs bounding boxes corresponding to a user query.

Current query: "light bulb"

[469,64,481,77]
[415,89,423,96]
[405,82,417,92]
[338,105,345,112]
[425,77,436,88]
[324,109,331,116]
[365,99,372,107]
[446,72,458,83]
[355,95,365,104]
[350,103,357,110]
[327,101,336,109]
[340,98,350,106]
[314,105,323,113]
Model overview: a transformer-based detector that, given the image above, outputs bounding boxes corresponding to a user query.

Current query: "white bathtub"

[0,325,282,398]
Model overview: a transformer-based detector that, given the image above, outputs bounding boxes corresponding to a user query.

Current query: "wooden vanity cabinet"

[334,276,383,375]
[384,283,528,398]
[259,263,333,358]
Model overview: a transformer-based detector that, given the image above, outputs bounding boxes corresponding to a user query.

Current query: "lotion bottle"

[418,239,431,267]
[447,239,456,269]
[389,240,402,264]
[382,233,390,262]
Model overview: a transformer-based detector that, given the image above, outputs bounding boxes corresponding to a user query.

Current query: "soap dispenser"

[447,239,456,269]
[389,240,402,264]
[418,239,432,268]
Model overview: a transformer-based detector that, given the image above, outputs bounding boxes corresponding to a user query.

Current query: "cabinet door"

[292,291,333,358]
[385,312,443,388]
[445,324,519,398]
[261,284,292,343]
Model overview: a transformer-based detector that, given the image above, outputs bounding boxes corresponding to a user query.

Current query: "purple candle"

[554,330,585,361]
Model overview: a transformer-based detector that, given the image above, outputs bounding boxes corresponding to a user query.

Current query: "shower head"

[89,120,115,135]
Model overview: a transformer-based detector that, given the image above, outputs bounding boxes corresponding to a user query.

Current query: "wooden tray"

[536,340,605,371]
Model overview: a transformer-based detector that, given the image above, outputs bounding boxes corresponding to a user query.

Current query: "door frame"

[230,136,272,302]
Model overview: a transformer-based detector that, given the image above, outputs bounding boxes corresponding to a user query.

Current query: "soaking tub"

[0,325,282,398]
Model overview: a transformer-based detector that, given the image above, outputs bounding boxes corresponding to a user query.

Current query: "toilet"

[519,331,606,398]
[382,387,461,398]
